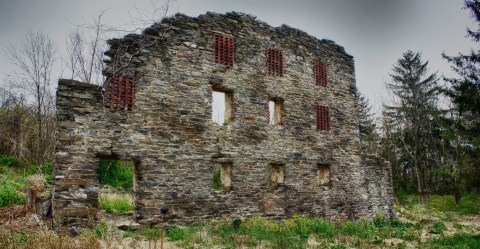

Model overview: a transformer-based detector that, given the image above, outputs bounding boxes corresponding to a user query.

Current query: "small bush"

[0,155,20,167]
[232,218,242,231]
[0,179,25,207]
[373,212,388,227]
[99,193,133,214]
[98,160,134,191]
[94,221,110,239]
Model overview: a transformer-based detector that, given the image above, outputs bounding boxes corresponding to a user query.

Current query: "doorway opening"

[97,160,137,215]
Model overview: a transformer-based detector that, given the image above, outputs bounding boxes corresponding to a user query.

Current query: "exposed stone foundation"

[53,12,394,226]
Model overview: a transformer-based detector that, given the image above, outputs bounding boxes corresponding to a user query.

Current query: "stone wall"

[358,155,395,219]
[53,12,394,226]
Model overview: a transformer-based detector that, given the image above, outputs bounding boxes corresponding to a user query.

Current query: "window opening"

[268,97,284,125]
[213,163,232,190]
[271,164,285,188]
[318,164,331,185]
[212,90,234,125]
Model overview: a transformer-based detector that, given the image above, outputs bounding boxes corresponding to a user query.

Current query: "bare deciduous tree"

[65,11,107,84]
[6,30,56,164]
[64,1,175,86]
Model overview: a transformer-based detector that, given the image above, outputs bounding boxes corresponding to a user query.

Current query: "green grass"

[98,193,133,214]
[0,155,52,207]
[98,160,134,191]
[399,193,480,215]
[168,215,421,248]
[167,225,199,241]
[1,209,479,248]
[428,234,480,249]
[0,179,25,207]
[430,221,446,235]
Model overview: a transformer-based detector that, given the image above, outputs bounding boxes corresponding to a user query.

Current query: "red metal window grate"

[316,105,330,130]
[104,75,135,111]
[213,33,235,66]
[314,61,328,87]
[267,48,284,76]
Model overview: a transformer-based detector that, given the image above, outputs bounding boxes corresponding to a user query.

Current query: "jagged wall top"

[103,11,353,77]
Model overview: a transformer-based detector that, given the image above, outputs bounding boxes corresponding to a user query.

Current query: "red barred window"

[314,61,328,87]
[104,75,135,111]
[213,33,235,66]
[267,48,284,76]
[316,105,330,130]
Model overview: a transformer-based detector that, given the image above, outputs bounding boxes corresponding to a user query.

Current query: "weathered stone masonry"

[53,12,394,226]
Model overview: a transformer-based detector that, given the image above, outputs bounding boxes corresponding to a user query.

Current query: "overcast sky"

[0,0,476,115]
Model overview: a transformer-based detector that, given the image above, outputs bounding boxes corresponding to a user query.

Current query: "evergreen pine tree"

[442,0,480,196]
[385,51,439,203]
[357,91,378,154]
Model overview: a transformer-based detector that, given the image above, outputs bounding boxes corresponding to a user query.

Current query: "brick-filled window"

[267,48,284,76]
[314,61,328,87]
[316,105,330,130]
[104,75,135,111]
[213,33,235,66]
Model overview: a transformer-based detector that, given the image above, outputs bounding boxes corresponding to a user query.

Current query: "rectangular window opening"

[316,105,330,130]
[213,33,235,66]
[318,164,331,185]
[268,98,284,125]
[213,162,232,190]
[212,90,234,125]
[221,163,232,187]
[314,61,328,87]
[267,48,284,76]
[271,164,285,188]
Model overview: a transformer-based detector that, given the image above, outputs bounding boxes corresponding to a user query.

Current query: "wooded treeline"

[359,0,480,202]
[0,0,478,201]
[0,1,172,166]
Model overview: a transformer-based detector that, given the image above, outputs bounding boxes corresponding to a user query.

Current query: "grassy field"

[0,155,479,248]
[0,155,52,208]
[1,204,479,248]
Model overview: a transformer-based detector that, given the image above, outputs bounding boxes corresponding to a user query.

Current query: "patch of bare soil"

[0,205,52,234]
[460,215,480,226]
[383,238,415,248]
[99,237,181,249]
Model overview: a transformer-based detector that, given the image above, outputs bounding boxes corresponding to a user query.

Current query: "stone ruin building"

[53,12,394,226]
